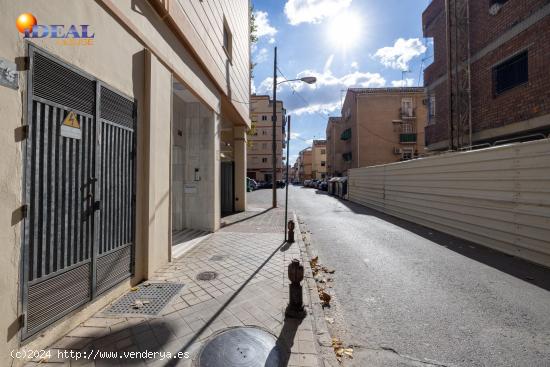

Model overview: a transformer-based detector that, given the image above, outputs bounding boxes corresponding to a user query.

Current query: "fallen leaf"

[319,291,331,305]
[130,287,139,292]
[325,317,334,324]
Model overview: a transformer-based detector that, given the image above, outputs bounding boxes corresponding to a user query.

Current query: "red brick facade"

[423,0,550,149]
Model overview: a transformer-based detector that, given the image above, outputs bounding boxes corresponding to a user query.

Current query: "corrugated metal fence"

[348,139,550,268]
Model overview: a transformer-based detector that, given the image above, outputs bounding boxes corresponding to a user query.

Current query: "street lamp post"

[271,46,316,208]
[272,47,278,208]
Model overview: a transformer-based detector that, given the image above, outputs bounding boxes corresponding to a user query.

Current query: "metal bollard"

[285,259,306,319]
[287,220,295,243]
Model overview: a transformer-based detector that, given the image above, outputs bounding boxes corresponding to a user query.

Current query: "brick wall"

[423,0,550,148]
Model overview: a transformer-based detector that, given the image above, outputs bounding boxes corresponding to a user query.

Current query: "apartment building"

[327,88,428,175]
[326,117,345,177]
[311,140,327,180]
[423,0,550,150]
[0,0,250,361]
[297,147,313,182]
[248,95,286,182]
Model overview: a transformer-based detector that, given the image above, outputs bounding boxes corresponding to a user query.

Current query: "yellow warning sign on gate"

[60,111,82,139]
[62,111,80,129]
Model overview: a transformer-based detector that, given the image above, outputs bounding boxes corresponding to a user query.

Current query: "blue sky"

[250,0,433,165]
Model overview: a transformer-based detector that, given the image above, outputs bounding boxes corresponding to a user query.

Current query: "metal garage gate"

[221,161,235,215]
[21,46,136,339]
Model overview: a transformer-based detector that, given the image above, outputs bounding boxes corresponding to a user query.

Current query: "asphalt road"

[249,186,550,367]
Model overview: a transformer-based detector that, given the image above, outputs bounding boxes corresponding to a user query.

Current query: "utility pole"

[272,46,278,208]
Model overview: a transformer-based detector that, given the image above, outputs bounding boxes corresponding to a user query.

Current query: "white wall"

[172,93,220,232]
[348,139,550,268]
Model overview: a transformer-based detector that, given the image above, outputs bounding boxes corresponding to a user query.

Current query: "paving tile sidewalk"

[27,207,320,367]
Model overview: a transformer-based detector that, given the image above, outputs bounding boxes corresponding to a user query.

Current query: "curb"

[292,211,339,367]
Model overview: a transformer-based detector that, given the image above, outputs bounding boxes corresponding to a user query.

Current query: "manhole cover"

[197,327,280,367]
[196,271,217,281]
[104,283,184,315]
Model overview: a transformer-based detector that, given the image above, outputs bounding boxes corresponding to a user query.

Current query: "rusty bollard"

[285,259,306,319]
[287,220,295,243]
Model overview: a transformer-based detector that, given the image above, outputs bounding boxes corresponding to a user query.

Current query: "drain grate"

[196,271,218,281]
[197,327,280,367]
[105,283,184,315]
[209,255,227,261]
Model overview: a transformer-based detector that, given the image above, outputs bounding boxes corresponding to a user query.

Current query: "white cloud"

[351,61,359,69]
[256,55,386,116]
[374,38,427,70]
[268,37,276,44]
[391,78,415,87]
[290,132,301,140]
[305,139,314,145]
[254,48,269,64]
[254,11,277,39]
[284,0,352,26]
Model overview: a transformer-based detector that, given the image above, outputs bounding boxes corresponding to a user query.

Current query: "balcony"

[400,133,417,144]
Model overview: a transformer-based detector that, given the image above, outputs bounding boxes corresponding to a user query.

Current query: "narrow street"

[249,186,550,366]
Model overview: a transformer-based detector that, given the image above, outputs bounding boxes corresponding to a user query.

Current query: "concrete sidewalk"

[26,207,321,367]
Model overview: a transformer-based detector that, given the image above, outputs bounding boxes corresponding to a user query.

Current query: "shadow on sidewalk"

[219,207,273,229]
[271,317,302,366]
[325,195,550,292]
[163,239,290,367]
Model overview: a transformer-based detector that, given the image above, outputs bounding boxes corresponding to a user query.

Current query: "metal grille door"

[22,46,136,339]
[221,161,235,214]
[95,86,136,295]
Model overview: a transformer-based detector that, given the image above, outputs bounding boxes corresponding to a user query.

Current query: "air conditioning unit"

[393,147,402,155]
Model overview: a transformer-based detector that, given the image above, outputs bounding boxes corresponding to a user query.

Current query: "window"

[342,152,352,161]
[428,96,436,125]
[401,98,413,117]
[262,158,268,163]
[493,51,528,95]
[262,143,267,149]
[321,149,326,155]
[262,115,267,121]
[262,130,267,135]
[340,128,352,141]
[222,17,233,61]
[321,161,326,167]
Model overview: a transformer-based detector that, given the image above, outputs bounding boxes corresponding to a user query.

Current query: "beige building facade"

[327,88,428,176]
[297,147,313,182]
[247,95,286,182]
[326,117,345,177]
[311,140,327,180]
[0,0,250,363]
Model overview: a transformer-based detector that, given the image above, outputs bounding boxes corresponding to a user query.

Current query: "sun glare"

[328,12,363,50]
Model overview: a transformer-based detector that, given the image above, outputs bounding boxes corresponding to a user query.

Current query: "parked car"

[303,180,312,187]
[276,180,286,188]
[246,177,257,192]
[311,179,320,188]
[319,181,328,191]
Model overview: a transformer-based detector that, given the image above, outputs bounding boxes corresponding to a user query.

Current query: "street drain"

[104,283,184,315]
[196,271,217,281]
[197,327,280,367]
